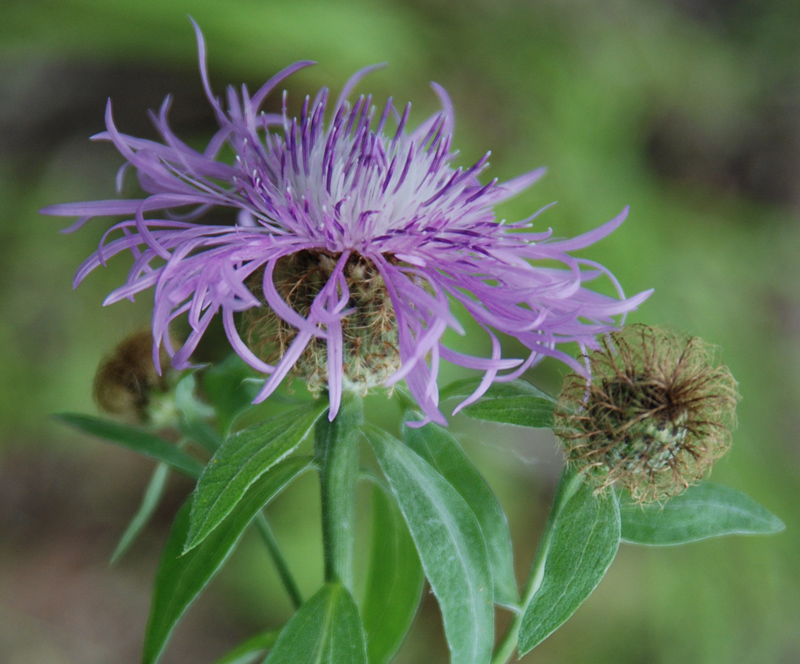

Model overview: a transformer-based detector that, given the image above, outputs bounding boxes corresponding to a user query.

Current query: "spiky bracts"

[554,325,739,503]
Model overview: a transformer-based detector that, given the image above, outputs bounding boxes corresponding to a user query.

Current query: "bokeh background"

[1,0,799,662]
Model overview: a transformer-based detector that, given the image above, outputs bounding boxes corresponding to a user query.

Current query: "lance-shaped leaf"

[263,583,367,664]
[143,456,311,664]
[620,483,785,546]
[362,424,493,664]
[111,462,170,564]
[210,629,280,664]
[185,399,327,552]
[519,476,620,655]
[54,413,202,478]
[361,484,424,664]
[402,413,518,606]
[439,377,556,428]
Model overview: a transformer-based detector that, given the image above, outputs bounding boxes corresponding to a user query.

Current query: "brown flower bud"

[554,325,739,503]
[93,330,172,424]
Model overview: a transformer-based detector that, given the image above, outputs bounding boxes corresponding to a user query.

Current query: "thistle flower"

[554,325,739,503]
[43,22,650,424]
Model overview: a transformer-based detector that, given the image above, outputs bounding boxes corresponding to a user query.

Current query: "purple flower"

[43,23,651,424]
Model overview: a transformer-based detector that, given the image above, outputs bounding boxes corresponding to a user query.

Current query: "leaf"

[54,413,203,478]
[439,377,556,428]
[143,456,311,664]
[179,417,223,454]
[210,629,280,664]
[360,484,424,664]
[402,414,518,606]
[519,474,620,655]
[202,355,263,436]
[362,424,493,664]
[619,483,786,546]
[263,583,367,664]
[185,399,327,552]
[111,462,170,564]
[439,377,555,403]
[315,393,364,590]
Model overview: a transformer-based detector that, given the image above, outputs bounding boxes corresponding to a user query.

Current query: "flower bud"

[93,330,174,425]
[554,325,739,503]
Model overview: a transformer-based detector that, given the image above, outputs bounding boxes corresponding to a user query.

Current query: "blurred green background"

[1,0,798,662]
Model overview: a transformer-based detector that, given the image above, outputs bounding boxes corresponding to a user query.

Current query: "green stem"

[315,392,364,591]
[254,513,304,610]
[491,469,583,664]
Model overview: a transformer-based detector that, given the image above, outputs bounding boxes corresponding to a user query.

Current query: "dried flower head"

[554,325,739,503]
[43,22,650,424]
[93,329,173,424]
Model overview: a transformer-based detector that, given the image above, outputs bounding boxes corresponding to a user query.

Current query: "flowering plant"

[44,23,783,664]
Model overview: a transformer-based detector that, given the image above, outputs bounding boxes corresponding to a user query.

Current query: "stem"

[315,392,364,591]
[491,469,583,664]
[254,513,304,610]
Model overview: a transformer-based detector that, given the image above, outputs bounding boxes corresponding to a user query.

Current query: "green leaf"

[202,355,263,436]
[362,424,493,664]
[402,414,518,607]
[185,399,327,552]
[263,583,367,664]
[361,484,424,664]
[519,474,620,655]
[110,462,170,564]
[179,417,223,454]
[619,483,786,546]
[439,377,556,428]
[54,413,203,478]
[143,456,311,664]
[210,629,280,664]
[315,393,364,590]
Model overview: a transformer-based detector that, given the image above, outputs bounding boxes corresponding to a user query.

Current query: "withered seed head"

[93,329,172,424]
[554,325,739,503]
[243,251,401,396]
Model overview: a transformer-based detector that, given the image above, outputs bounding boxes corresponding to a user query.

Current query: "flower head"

[43,22,650,424]
[554,325,739,503]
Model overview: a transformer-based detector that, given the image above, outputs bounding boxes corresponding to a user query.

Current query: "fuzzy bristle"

[554,325,739,503]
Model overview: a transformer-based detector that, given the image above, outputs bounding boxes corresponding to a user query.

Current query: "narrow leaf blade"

[143,456,311,664]
[185,400,327,552]
[361,485,424,664]
[620,482,786,546]
[439,378,556,428]
[462,396,555,428]
[111,462,170,564]
[519,481,620,655]
[54,413,202,478]
[403,414,518,606]
[210,629,280,664]
[263,583,367,664]
[439,377,555,403]
[362,424,493,664]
